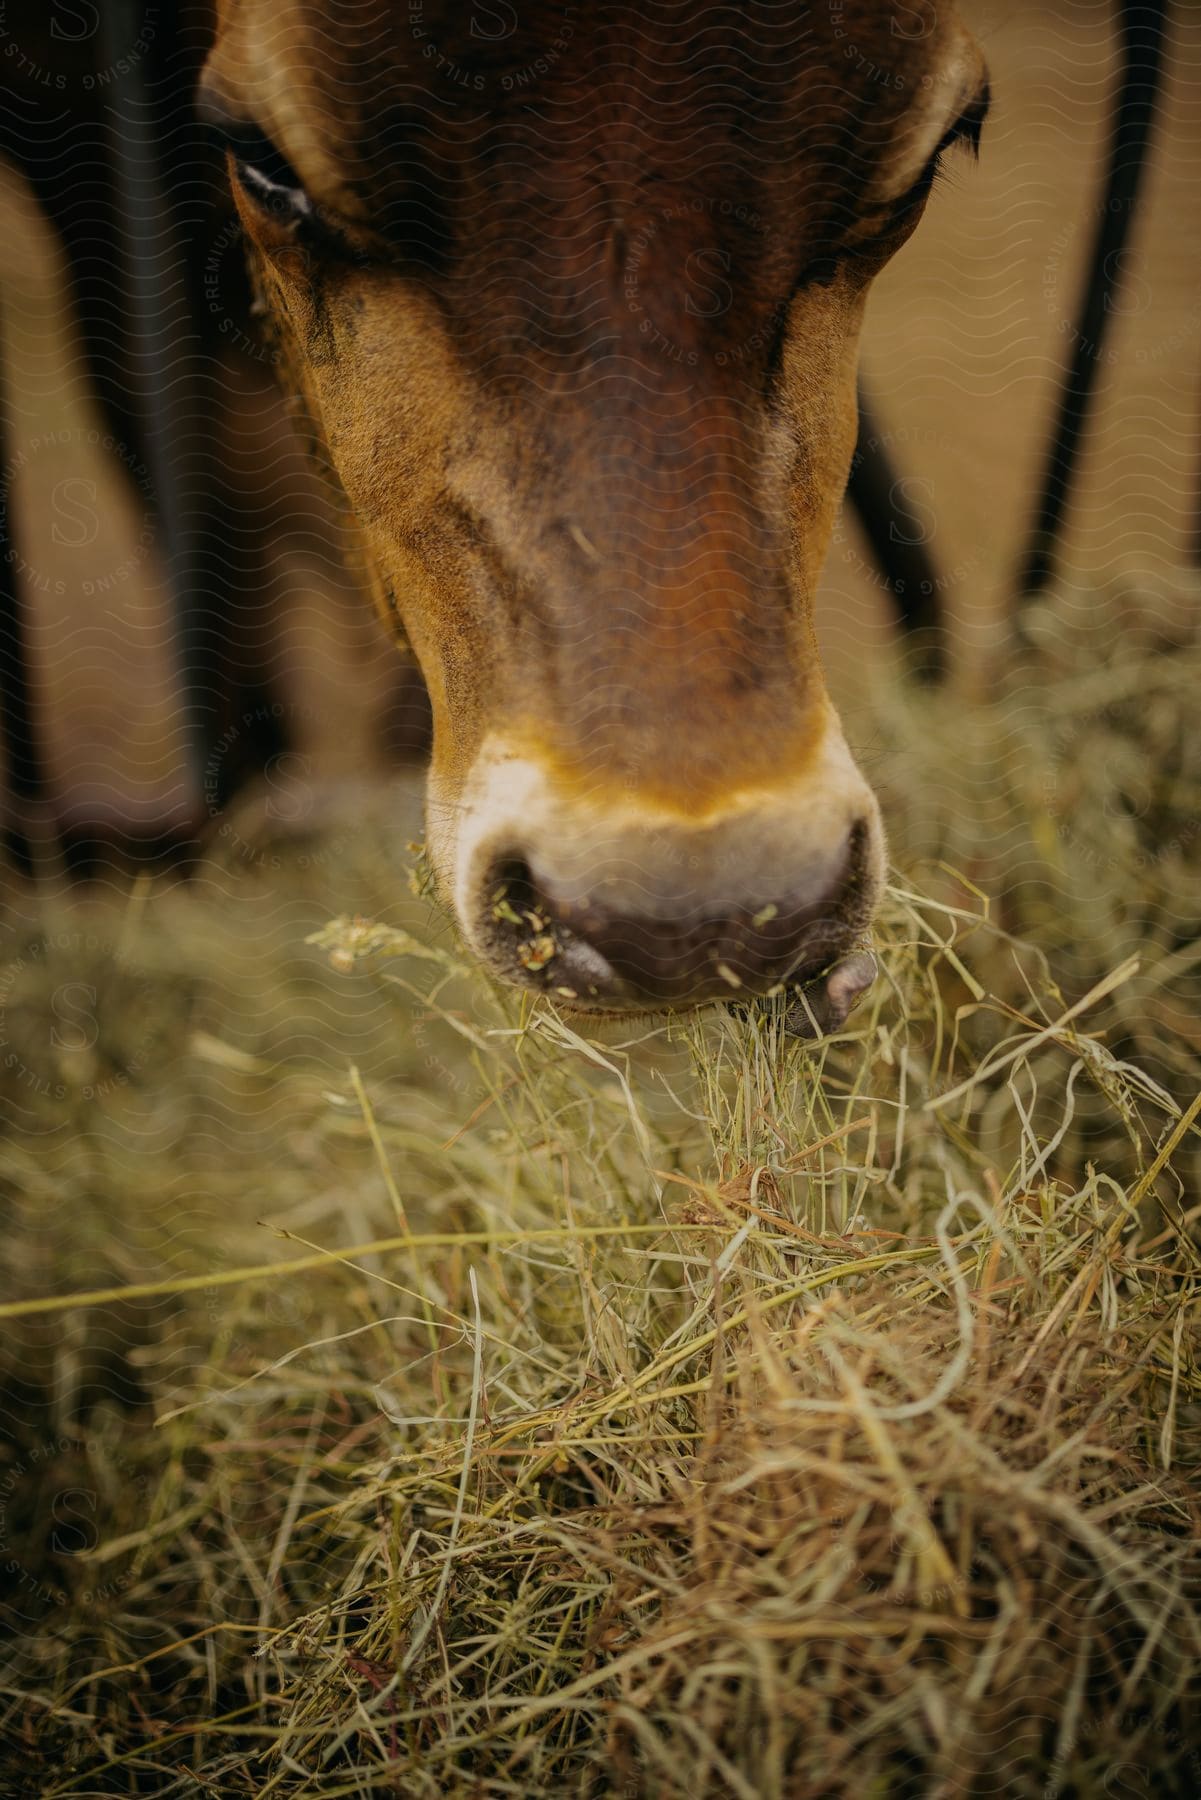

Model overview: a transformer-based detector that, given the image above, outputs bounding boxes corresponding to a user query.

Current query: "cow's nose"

[477,817,877,1013]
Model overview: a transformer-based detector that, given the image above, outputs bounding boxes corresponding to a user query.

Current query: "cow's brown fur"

[201,1,986,1002]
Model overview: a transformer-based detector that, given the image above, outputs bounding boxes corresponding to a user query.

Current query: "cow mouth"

[472,820,879,1033]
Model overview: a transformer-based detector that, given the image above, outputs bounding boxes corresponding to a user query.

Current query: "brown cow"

[200,1,987,1019]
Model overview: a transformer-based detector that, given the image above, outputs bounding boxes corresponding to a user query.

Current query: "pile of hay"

[0,575,1199,1797]
[872,567,1201,1098]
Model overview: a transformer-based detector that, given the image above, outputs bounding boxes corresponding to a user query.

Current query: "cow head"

[200,1,987,1019]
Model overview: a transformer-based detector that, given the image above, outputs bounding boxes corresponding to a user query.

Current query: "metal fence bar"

[1016,0,1170,596]
[100,0,211,808]
[0,324,44,871]
[846,382,946,681]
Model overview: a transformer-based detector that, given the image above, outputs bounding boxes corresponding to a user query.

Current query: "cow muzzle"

[428,718,886,1027]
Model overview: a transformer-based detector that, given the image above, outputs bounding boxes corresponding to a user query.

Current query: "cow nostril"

[487,855,539,924]
[480,826,871,1011]
[486,855,550,961]
[485,854,618,999]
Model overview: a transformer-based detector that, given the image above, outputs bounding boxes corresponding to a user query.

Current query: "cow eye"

[218,126,307,207]
[887,85,991,221]
[238,160,312,221]
[222,124,313,221]
[819,79,991,273]
[218,123,370,264]
[945,81,991,160]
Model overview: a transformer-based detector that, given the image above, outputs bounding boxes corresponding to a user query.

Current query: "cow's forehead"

[205,0,979,219]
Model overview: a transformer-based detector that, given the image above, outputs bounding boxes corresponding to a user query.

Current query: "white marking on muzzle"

[427,712,885,963]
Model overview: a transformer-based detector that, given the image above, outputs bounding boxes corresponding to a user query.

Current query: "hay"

[1,578,1200,1797]
[871,567,1201,1107]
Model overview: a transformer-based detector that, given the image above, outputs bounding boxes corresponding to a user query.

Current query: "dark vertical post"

[846,382,946,682]
[1016,0,1170,596]
[0,321,45,872]
[100,0,211,818]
